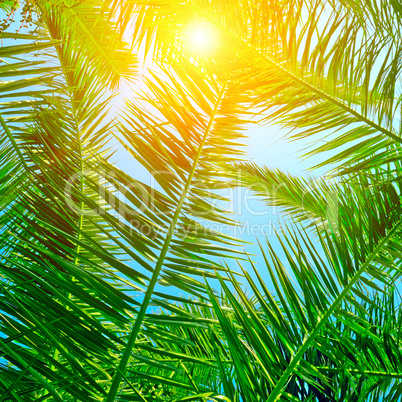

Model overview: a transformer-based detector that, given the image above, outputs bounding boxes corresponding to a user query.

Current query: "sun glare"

[187,23,219,56]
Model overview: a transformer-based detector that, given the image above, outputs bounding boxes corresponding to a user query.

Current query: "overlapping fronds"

[105,53,252,399]
[1,0,402,401]
[117,0,402,175]
[124,174,402,400]
[1,1,252,398]
[0,2,146,399]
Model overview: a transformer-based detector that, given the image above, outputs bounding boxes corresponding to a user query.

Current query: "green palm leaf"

[106,55,249,400]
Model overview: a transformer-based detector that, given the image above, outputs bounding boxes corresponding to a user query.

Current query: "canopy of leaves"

[0,0,401,401]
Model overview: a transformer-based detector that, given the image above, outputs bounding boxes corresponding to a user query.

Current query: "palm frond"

[106,54,250,400]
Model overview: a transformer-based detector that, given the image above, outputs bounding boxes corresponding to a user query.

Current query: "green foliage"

[0,0,401,401]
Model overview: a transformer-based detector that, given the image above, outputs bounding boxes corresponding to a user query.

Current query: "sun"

[187,22,219,56]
